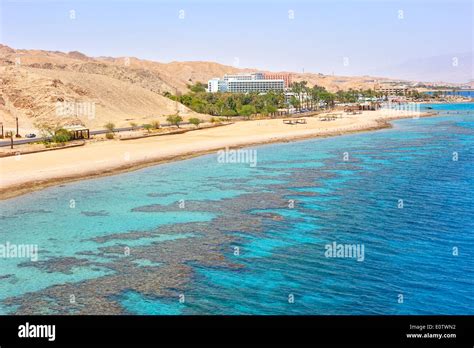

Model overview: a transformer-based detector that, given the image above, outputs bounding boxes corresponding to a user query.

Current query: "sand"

[0,109,433,200]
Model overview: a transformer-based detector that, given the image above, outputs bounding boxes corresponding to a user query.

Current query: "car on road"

[25,133,36,138]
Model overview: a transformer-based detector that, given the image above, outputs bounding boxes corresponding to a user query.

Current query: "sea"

[425,90,474,98]
[0,103,472,315]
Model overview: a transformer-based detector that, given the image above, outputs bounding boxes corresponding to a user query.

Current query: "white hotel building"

[208,73,285,93]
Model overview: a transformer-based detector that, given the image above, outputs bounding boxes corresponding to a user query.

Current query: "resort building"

[375,84,409,96]
[208,78,228,93]
[263,73,292,87]
[207,73,286,93]
[223,72,265,81]
[227,79,285,93]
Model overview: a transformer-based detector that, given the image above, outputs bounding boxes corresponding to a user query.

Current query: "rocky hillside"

[0,45,218,131]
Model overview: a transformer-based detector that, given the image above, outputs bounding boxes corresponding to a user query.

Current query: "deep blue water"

[0,103,473,315]
[425,90,474,97]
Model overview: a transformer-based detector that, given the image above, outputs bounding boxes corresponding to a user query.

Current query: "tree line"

[164,82,410,118]
[164,82,286,118]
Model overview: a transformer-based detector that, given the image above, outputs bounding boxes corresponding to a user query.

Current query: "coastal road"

[0,110,321,147]
[0,122,192,147]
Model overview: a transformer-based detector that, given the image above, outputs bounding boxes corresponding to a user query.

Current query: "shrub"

[104,122,115,133]
[142,124,152,133]
[189,118,201,128]
[105,132,114,139]
[52,128,72,143]
[166,114,183,128]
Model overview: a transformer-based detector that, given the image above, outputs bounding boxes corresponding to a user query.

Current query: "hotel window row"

[208,73,290,93]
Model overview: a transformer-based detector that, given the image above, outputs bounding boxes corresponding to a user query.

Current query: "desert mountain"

[0,45,214,131]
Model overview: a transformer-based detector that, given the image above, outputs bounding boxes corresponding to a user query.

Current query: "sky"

[0,0,472,81]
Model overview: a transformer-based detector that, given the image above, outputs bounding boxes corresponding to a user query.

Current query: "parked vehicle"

[25,133,36,138]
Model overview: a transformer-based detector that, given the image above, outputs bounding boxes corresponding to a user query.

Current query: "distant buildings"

[207,78,227,93]
[375,82,410,96]
[207,72,289,93]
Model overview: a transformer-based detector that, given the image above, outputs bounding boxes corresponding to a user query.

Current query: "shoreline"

[0,111,437,200]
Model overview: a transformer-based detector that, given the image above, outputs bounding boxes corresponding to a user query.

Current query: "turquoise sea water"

[0,103,473,315]
[425,90,474,98]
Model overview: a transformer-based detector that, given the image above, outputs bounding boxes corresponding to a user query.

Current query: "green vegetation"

[210,117,223,124]
[142,124,153,133]
[166,114,183,128]
[165,82,439,119]
[188,82,207,93]
[289,82,336,109]
[51,128,72,144]
[102,122,117,139]
[238,105,256,119]
[35,122,73,145]
[104,122,116,133]
[165,84,287,118]
[189,118,202,128]
[165,82,368,118]
[35,123,56,144]
[406,90,428,100]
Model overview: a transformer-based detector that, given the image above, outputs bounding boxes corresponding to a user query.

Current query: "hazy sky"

[1,0,472,78]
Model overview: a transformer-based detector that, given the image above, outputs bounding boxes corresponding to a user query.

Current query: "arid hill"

[0,45,212,131]
[0,44,390,132]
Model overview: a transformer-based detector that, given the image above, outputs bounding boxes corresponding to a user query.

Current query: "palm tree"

[310,86,321,111]
[291,82,302,111]
[293,81,308,110]
[303,84,313,110]
[289,96,300,111]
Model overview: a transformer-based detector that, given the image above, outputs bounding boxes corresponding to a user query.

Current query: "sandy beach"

[0,109,432,200]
